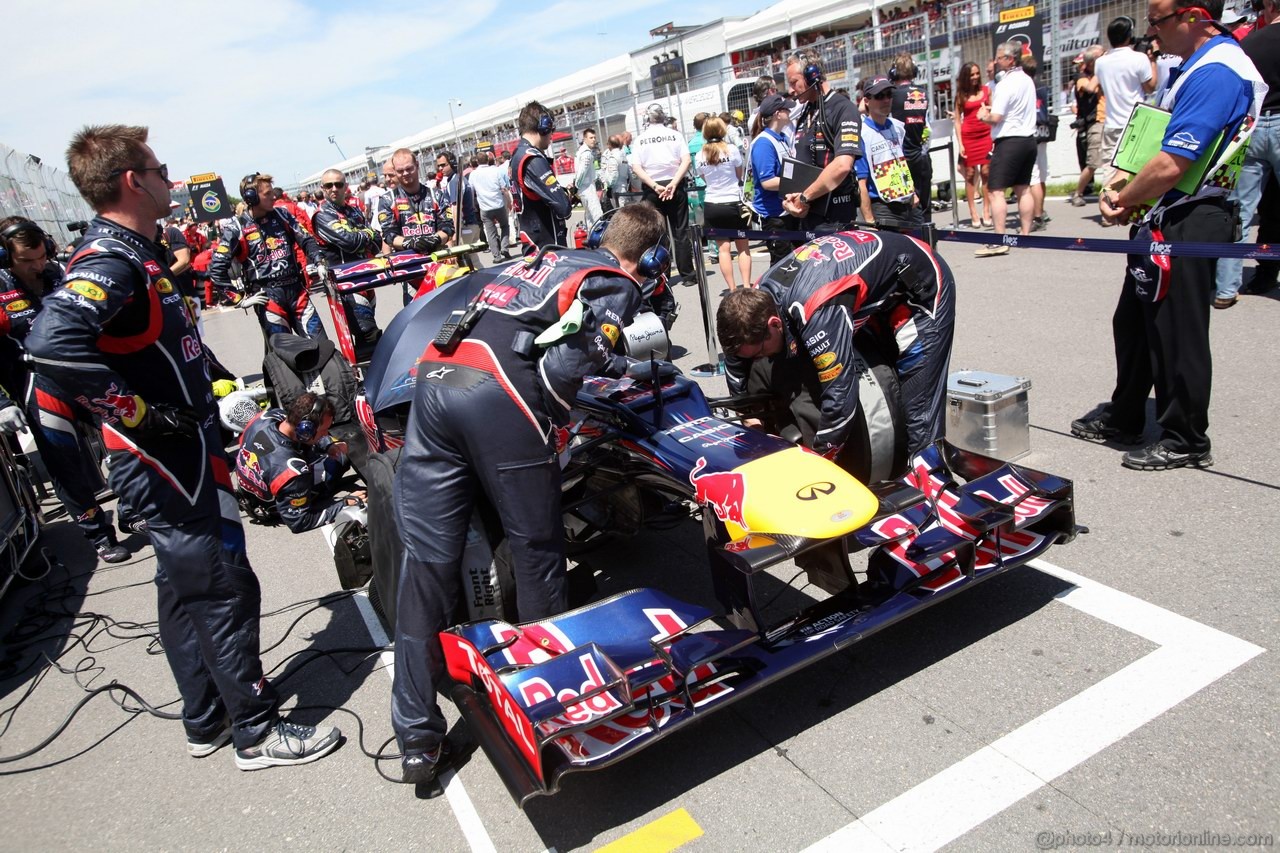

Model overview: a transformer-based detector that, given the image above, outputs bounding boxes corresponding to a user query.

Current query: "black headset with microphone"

[583,209,671,280]
[0,221,58,269]
[241,173,263,207]
[293,394,328,442]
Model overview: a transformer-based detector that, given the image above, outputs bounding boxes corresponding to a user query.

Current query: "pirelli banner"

[993,5,1045,67]
[188,173,232,223]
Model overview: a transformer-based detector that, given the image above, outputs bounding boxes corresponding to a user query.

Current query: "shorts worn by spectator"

[24,124,340,767]
[1083,1,1265,470]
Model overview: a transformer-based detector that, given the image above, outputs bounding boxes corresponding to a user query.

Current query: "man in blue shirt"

[1077,0,1265,471]
[749,94,795,264]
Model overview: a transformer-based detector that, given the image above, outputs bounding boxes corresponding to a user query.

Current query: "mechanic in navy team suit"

[390,202,667,786]
[781,50,864,232]
[210,172,326,341]
[1079,0,1266,471]
[25,124,340,769]
[311,168,383,348]
[378,148,454,305]
[234,392,365,533]
[0,217,130,563]
[509,100,572,252]
[716,229,956,483]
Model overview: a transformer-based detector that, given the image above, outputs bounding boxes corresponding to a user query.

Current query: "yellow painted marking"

[598,808,703,853]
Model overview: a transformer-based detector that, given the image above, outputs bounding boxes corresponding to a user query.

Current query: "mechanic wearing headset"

[311,168,383,348]
[234,393,365,533]
[378,147,455,305]
[716,229,956,483]
[25,124,341,768]
[1083,0,1265,471]
[509,100,572,252]
[781,50,864,232]
[0,216,131,563]
[210,172,326,341]
[390,202,666,786]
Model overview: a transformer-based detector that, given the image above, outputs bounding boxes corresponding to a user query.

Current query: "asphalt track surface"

[1,202,1276,852]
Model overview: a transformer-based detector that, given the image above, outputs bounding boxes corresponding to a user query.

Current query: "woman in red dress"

[954,62,994,227]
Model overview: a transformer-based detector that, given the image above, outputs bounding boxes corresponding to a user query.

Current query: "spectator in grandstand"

[1095,16,1158,183]
[856,77,920,230]
[889,53,934,222]
[975,41,1038,255]
[698,116,752,291]
[749,95,797,265]
[631,102,694,282]
[781,50,863,232]
[1070,46,1106,207]
[469,151,513,263]
[954,62,994,227]
[574,127,604,229]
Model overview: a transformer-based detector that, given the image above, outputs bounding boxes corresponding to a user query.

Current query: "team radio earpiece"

[584,210,671,280]
[294,395,327,442]
[888,61,901,82]
[0,221,58,269]
[536,113,556,136]
[241,172,262,207]
[803,63,824,91]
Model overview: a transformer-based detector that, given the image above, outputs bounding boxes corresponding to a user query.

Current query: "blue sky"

[3,0,737,192]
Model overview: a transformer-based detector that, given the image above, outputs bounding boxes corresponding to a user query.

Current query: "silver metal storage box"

[946,370,1032,461]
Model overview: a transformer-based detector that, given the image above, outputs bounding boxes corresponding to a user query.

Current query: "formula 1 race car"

[348,267,1082,806]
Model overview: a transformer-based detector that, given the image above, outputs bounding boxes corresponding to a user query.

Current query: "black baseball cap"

[759,94,795,118]
[865,76,895,97]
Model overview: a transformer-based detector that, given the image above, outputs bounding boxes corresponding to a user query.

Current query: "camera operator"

[234,393,364,533]
[781,50,863,231]
[1081,0,1266,471]
[1095,16,1160,183]
[0,216,129,562]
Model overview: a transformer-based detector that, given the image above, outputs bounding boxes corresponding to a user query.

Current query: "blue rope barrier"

[702,226,1280,261]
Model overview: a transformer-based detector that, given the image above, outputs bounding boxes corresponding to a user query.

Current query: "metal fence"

[0,144,93,247]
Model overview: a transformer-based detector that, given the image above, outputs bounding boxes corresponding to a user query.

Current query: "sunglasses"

[1147,9,1181,24]
[872,92,894,100]
[321,181,345,189]
[112,163,169,181]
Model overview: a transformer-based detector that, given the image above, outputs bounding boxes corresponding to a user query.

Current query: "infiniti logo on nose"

[796,482,836,501]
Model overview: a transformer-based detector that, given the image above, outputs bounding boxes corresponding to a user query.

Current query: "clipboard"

[778,157,824,196]
[1111,102,1224,196]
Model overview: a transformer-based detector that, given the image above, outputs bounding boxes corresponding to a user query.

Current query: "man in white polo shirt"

[1094,16,1158,179]
[630,103,693,281]
[976,41,1039,256]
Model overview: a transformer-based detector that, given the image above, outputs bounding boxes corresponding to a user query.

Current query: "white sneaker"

[234,719,341,770]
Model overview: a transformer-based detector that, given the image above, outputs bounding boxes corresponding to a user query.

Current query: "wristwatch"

[798,191,812,206]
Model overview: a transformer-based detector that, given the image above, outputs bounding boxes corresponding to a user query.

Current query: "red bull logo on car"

[689,456,748,532]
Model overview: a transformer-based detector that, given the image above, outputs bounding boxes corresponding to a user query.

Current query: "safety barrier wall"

[0,144,93,247]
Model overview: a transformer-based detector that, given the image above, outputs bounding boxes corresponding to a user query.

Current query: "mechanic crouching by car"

[378,148,454,305]
[234,393,365,532]
[25,124,341,770]
[210,172,327,342]
[716,229,955,483]
[311,168,383,349]
[390,202,667,786]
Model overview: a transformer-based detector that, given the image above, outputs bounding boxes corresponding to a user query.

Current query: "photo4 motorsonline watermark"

[1036,829,1275,849]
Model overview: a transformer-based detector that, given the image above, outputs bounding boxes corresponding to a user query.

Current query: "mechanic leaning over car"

[716,229,955,483]
[311,168,383,348]
[210,172,327,342]
[378,148,455,305]
[234,392,366,533]
[390,202,667,786]
[24,124,342,769]
[509,100,572,252]
[0,216,132,563]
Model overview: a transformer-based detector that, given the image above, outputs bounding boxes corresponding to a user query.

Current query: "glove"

[240,291,269,310]
[407,234,441,253]
[211,379,238,398]
[0,405,27,434]
[130,402,201,438]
